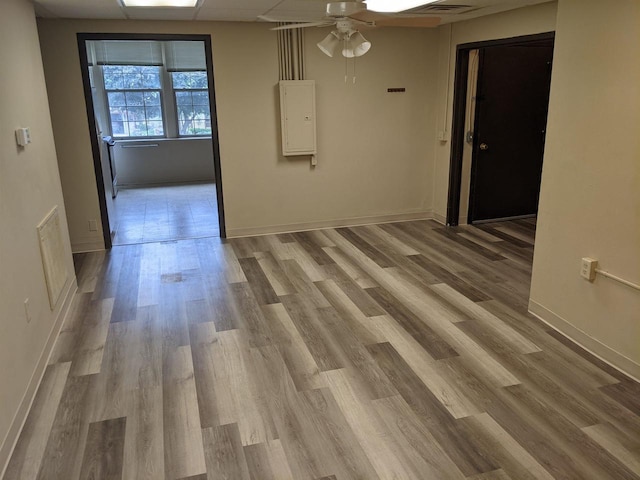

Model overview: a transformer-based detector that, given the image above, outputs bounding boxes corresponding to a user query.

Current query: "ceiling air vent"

[406,4,478,15]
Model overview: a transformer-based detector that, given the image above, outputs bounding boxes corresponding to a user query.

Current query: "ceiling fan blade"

[258,14,318,23]
[349,9,440,27]
[373,16,441,27]
[348,9,388,22]
[270,21,335,31]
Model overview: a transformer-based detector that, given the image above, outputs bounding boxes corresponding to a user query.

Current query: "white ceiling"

[33,0,552,25]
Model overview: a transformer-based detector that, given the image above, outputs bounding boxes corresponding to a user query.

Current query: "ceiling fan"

[260,1,441,58]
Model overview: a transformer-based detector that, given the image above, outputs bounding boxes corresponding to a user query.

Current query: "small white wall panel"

[37,206,69,309]
[279,80,316,156]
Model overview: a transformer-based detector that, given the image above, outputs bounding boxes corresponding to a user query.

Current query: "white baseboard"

[528,299,640,382]
[0,278,78,477]
[226,210,435,238]
[433,212,447,225]
[117,178,215,189]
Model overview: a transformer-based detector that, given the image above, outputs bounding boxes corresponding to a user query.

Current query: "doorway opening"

[77,33,226,248]
[446,32,555,227]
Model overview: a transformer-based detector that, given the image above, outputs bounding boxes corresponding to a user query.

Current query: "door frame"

[77,32,227,248]
[445,31,555,226]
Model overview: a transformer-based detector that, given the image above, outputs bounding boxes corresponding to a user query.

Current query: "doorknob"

[479,143,489,151]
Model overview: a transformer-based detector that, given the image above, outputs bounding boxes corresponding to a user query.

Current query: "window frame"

[173,88,212,138]
[170,70,212,138]
[102,65,166,140]
[95,55,215,140]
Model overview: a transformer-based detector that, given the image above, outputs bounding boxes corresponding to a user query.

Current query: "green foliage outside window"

[103,66,164,138]
[102,67,212,138]
[172,72,211,136]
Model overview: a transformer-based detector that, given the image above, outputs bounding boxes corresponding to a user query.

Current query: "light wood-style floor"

[5,219,640,480]
[112,183,219,246]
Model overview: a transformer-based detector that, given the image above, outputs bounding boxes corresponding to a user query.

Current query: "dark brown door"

[468,42,554,223]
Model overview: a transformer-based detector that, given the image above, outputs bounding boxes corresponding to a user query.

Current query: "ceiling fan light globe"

[342,31,371,58]
[317,32,340,57]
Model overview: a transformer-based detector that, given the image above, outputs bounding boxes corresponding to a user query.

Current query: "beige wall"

[0,0,75,469]
[432,2,558,222]
[530,0,640,377]
[113,138,215,186]
[37,19,439,245]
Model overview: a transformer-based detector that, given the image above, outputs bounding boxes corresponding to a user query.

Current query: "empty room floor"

[111,182,219,245]
[5,219,640,480]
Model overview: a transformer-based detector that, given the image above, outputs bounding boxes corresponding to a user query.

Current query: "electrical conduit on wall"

[278,25,305,81]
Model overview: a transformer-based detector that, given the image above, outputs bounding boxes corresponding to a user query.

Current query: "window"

[103,66,164,138]
[88,40,212,139]
[171,71,211,136]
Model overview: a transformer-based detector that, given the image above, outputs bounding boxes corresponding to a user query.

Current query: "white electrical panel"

[279,80,316,156]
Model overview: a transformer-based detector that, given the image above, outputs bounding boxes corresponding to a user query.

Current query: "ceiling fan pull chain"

[353,55,357,84]
[344,39,348,83]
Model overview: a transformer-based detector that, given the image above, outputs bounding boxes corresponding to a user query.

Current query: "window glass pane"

[121,65,139,75]
[103,71,123,90]
[171,72,190,89]
[177,105,194,135]
[143,91,161,105]
[129,121,149,137]
[198,108,212,122]
[171,72,211,135]
[107,92,126,106]
[104,66,161,90]
[103,63,163,138]
[122,73,144,89]
[106,88,164,138]
[143,73,161,89]
[103,65,122,75]
[171,71,208,89]
[175,91,192,105]
[191,72,208,88]
[147,121,164,136]
[103,66,124,90]
[191,91,209,105]
[177,103,211,136]
[109,108,125,124]
[176,105,192,119]
[125,106,145,122]
[125,91,144,106]
[111,121,127,137]
[146,106,162,121]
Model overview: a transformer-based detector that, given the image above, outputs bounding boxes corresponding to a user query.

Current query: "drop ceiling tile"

[195,7,268,21]
[261,0,326,22]
[226,0,275,8]
[198,0,268,9]
[35,3,126,18]
[32,0,554,23]
[35,0,125,18]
